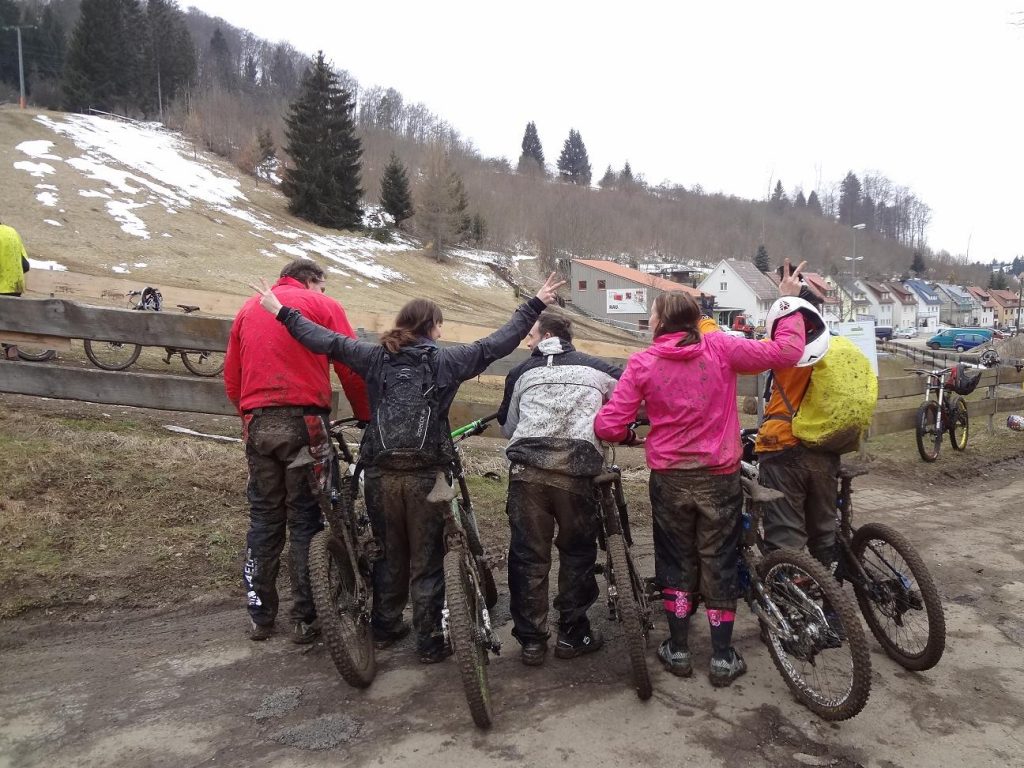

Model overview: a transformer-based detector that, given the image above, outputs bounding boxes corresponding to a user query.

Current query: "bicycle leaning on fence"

[907,363,980,462]
[83,287,225,376]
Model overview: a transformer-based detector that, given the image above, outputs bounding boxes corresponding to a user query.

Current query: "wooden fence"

[2,296,1023,434]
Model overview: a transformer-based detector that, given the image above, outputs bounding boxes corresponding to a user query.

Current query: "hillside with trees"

[0,0,999,287]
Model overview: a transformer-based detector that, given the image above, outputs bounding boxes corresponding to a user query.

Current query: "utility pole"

[2,25,36,109]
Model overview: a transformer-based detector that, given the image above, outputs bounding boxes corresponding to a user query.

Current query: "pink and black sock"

[706,608,737,661]
[663,588,696,651]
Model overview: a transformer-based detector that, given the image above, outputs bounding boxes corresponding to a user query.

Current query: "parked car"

[926,327,994,350]
[953,333,989,353]
[894,327,918,339]
[874,326,894,342]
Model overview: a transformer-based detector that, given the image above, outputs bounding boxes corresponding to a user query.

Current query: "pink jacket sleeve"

[722,313,806,374]
[594,357,644,443]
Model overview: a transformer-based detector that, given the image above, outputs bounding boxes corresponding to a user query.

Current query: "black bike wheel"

[459,501,498,610]
[443,547,492,729]
[83,339,142,371]
[181,350,225,377]
[308,530,376,688]
[948,397,969,451]
[851,522,945,671]
[605,533,653,700]
[15,346,56,361]
[915,401,941,462]
[757,549,871,721]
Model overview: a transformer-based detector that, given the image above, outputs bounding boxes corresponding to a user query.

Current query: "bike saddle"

[177,304,201,313]
[838,465,869,480]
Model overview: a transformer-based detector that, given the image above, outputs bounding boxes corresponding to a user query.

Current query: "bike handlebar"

[905,367,952,379]
[451,412,499,441]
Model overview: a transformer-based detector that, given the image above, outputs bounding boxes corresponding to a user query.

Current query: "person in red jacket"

[225,258,370,643]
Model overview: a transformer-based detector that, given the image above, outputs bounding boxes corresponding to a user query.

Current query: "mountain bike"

[737,443,872,721]
[907,364,979,462]
[593,436,653,701]
[83,288,225,376]
[307,418,381,688]
[442,414,503,729]
[834,465,946,671]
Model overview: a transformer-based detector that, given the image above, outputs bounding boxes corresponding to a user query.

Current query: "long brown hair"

[653,292,701,347]
[380,299,444,353]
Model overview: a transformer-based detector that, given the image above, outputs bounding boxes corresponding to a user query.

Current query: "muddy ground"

[2,397,1024,767]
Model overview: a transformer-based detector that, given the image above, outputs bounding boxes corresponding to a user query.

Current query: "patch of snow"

[112,265,130,274]
[248,231,267,240]
[367,283,379,289]
[216,233,225,238]
[79,189,110,199]
[29,259,67,271]
[66,157,145,196]
[14,160,56,177]
[43,219,62,227]
[36,191,58,207]
[106,201,150,239]
[16,140,60,159]
[272,230,301,240]
[35,183,58,191]
[362,205,395,229]
[274,243,307,257]
[133,262,147,268]
[260,249,280,259]
[161,233,172,238]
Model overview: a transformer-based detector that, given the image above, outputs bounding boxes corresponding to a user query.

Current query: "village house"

[965,287,996,327]
[987,288,1022,329]
[930,283,976,326]
[885,282,920,330]
[902,279,942,330]
[857,280,895,327]
[697,259,778,329]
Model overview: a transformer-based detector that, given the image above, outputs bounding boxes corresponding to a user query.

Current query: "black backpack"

[368,346,446,470]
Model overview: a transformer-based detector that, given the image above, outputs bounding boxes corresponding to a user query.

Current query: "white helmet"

[764,296,829,367]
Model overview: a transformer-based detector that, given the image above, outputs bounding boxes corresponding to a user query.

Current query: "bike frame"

[915,367,954,434]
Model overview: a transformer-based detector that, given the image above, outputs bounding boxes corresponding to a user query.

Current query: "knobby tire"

[443,547,493,729]
[948,397,969,451]
[308,530,376,688]
[15,347,56,361]
[605,533,653,701]
[915,401,941,462]
[851,522,945,671]
[758,549,871,721]
[83,339,142,371]
[180,350,226,377]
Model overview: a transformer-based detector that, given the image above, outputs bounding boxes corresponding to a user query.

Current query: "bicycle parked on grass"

[736,446,872,721]
[907,363,980,462]
[83,287,225,376]
[442,414,503,729]
[592,429,653,701]
[307,417,381,688]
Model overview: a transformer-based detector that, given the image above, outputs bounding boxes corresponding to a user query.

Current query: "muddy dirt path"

[2,464,1023,768]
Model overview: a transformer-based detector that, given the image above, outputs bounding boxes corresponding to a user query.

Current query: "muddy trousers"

[243,411,330,628]
[650,469,742,612]
[758,447,841,568]
[506,479,600,644]
[364,470,447,653]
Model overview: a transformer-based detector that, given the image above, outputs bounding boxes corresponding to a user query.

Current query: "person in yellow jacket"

[1,220,31,360]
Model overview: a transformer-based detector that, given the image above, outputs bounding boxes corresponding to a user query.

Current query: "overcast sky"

[183,0,1023,262]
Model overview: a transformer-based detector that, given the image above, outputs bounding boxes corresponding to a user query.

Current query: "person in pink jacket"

[594,260,808,687]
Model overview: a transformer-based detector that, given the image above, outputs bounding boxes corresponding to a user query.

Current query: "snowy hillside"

[10,112,511,292]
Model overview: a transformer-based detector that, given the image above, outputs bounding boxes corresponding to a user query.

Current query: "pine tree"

[206,27,235,91]
[910,250,926,276]
[771,180,788,208]
[63,0,145,114]
[379,151,414,226]
[754,244,770,273]
[469,212,487,245]
[281,51,363,230]
[143,0,195,118]
[416,150,465,262]
[807,190,823,216]
[989,270,1009,290]
[449,171,471,237]
[620,162,635,187]
[517,121,545,175]
[557,129,592,186]
[255,128,276,180]
[598,165,617,189]
[794,190,807,208]
[838,171,863,225]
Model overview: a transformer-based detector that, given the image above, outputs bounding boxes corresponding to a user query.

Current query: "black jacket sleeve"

[439,297,545,385]
[277,306,380,379]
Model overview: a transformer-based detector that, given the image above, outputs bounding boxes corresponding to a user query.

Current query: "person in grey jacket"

[497,309,622,665]
[251,274,565,663]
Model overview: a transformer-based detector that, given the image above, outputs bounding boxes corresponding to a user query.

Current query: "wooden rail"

[3,296,1023,434]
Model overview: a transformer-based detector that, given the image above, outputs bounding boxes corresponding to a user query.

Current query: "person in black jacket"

[250,274,565,662]
[497,309,623,665]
